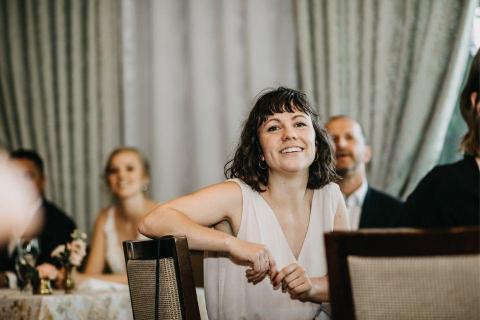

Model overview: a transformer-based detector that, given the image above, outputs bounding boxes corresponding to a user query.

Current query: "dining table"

[0,284,132,319]
[0,280,209,320]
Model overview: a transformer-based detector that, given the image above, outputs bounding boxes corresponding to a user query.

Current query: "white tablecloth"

[0,284,208,320]
[0,287,133,320]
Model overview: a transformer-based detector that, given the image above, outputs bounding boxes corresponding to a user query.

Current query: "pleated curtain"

[295,0,476,197]
[121,0,298,202]
[0,0,123,233]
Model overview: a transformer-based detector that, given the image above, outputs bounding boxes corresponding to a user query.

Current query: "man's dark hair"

[10,149,45,177]
[224,87,338,192]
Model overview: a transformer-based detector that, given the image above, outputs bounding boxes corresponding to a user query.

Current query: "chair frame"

[324,227,480,320]
[123,236,200,320]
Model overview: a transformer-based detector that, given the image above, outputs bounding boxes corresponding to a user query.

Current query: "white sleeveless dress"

[103,207,149,273]
[204,179,343,320]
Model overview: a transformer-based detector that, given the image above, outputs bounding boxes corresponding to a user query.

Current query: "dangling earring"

[142,184,149,192]
[314,152,319,162]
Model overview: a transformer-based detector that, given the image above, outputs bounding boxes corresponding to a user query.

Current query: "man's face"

[325,117,371,177]
[11,158,45,196]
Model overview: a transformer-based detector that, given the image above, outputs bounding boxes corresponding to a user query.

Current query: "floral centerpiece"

[51,229,87,293]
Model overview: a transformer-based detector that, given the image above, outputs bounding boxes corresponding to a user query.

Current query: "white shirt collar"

[344,179,368,208]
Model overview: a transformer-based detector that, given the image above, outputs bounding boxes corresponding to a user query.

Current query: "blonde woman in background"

[81,147,158,283]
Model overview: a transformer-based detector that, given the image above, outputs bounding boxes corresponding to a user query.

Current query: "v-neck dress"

[204,179,343,320]
[103,207,148,273]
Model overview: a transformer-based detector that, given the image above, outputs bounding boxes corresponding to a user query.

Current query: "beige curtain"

[0,0,123,233]
[295,0,476,197]
[122,0,298,201]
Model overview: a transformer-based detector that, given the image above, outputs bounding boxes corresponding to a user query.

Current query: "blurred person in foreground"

[80,147,157,283]
[325,116,403,229]
[0,148,37,245]
[139,87,349,320]
[402,49,480,228]
[0,149,76,288]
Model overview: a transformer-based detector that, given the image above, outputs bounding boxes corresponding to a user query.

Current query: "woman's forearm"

[139,207,235,253]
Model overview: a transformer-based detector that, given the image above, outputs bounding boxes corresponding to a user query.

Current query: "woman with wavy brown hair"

[140,87,349,320]
[402,49,480,228]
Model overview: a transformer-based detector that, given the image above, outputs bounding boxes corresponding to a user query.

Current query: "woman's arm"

[139,181,242,251]
[68,209,129,284]
[83,209,108,274]
[139,181,277,277]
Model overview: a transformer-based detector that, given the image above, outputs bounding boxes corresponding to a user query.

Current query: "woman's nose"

[282,126,297,140]
[117,169,127,179]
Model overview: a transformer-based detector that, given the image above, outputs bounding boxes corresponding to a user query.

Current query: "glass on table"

[14,238,40,290]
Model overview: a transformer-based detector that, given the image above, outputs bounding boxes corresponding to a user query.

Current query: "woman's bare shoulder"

[94,206,113,227]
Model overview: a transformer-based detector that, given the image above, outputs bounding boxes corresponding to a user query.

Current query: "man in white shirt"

[325,115,402,229]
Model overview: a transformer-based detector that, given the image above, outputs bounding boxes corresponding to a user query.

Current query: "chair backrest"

[325,227,480,320]
[123,236,201,320]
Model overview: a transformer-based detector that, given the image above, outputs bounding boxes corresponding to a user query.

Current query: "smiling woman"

[78,147,158,284]
[139,87,349,320]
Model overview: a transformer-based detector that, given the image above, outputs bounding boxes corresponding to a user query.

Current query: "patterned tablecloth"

[0,285,208,320]
[0,287,133,320]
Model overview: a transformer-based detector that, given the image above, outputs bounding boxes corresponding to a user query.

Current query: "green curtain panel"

[295,0,476,197]
[0,0,123,233]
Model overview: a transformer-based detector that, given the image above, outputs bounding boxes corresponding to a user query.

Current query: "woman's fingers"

[267,250,277,278]
[245,268,268,284]
[272,263,297,289]
[288,282,311,300]
[231,239,277,285]
[283,267,302,286]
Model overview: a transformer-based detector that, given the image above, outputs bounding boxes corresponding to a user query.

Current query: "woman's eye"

[107,168,118,175]
[295,122,307,128]
[126,166,135,172]
[267,126,279,132]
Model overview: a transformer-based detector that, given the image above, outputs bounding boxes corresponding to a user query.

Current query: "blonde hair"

[104,147,150,182]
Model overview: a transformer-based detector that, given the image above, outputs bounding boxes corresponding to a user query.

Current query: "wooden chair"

[325,227,480,320]
[123,236,201,320]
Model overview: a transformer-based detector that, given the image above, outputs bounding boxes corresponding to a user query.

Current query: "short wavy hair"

[224,87,338,192]
[459,49,480,157]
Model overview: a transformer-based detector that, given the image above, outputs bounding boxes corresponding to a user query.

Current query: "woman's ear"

[471,92,478,108]
[471,92,480,116]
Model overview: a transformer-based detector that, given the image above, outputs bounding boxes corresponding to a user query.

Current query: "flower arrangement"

[51,230,87,268]
[51,229,87,293]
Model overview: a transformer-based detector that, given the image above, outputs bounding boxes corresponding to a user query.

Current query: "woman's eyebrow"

[291,114,308,120]
[264,117,280,125]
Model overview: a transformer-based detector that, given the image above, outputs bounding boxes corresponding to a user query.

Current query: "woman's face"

[258,110,316,175]
[106,151,148,199]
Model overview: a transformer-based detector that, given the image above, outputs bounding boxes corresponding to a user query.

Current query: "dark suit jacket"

[401,155,479,228]
[0,199,76,272]
[359,187,403,228]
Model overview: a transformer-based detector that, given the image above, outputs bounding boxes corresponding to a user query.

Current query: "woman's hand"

[227,237,277,284]
[272,263,314,301]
